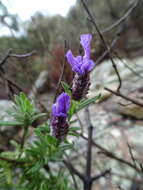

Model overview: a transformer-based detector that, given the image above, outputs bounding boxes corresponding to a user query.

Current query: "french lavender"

[66,34,95,101]
[51,92,70,141]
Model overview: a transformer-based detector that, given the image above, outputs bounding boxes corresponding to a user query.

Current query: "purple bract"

[51,93,70,140]
[52,92,70,117]
[66,34,95,75]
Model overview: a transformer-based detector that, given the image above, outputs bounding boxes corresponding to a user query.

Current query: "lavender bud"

[51,116,69,141]
[51,93,70,141]
[72,73,90,101]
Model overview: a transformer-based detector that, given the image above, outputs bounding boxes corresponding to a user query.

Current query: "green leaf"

[68,127,81,137]
[76,94,101,111]
[68,132,80,137]
[0,120,23,127]
[69,127,81,132]
[5,92,47,128]
[31,113,47,122]
[4,168,12,184]
[68,100,78,120]
[46,135,58,145]
[61,81,71,95]
[35,123,50,134]
[69,119,77,124]
[59,143,74,151]
[10,140,21,150]
[27,159,44,174]
[68,94,101,120]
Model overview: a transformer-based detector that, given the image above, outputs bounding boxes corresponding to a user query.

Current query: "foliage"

[0,89,101,189]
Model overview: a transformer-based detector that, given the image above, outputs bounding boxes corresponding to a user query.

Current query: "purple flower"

[51,93,70,141]
[52,93,70,117]
[66,34,95,76]
[66,34,95,101]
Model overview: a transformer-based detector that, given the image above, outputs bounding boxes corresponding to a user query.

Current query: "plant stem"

[21,126,28,149]
[84,108,93,190]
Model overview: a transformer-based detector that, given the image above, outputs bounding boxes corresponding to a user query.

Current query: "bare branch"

[0,49,12,69]
[101,0,139,34]
[92,169,111,181]
[10,50,37,58]
[79,133,141,173]
[53,40,68,102]
[94,37,118,66]
[104,87,143,107]
[81,0,122,91]
[63,159,85,181]
[127,142,138,169]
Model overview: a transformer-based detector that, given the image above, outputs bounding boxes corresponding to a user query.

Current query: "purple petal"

[57,93,70,113]
[86,59,95,72]
[75,56,82,63]
[63,93,70,112]
[66,50,82,74]
[66,50,76,68]
[80,34,92,59]
[52,104,57,116]
[81,59,95,74]
[52,93,70,117]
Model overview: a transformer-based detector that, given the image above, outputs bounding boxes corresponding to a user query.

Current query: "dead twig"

[10,50,37,58]
[53,40,68,102]
[81,0,122,92]
[104,87,143,107]
[94,36,118,66]
[127,142,138,169]
[101,0,139,34]
[79,133,141,173]
[92,169,111,181]
[63,159,85,181]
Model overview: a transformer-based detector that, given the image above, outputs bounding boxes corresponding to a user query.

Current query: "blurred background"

[0,0,143,189]
[0,0,143,97]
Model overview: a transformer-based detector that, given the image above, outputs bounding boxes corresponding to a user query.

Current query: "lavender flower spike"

[66,34,95,76]
[66,34,95,100]
[51,93,70,141]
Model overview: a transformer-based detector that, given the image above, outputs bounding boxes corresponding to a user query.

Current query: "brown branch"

[63,159,85,181]
[94,36,118,66]
[79,134,141,173]
[83,107,94,190]
[0,49,37,95]
[104,87,143,107]
[0,49,12,68]
[84,108,92,178]
[101,0,139,34]
[0,49,36,69]
[10,50,37,58]
[4,75,23,92]
[53,40,68,102]
[63,159,78,189]
[81,0,122,91]
[113,52,143,79]
[127,142,138,169]
[91,169,111,181]
[0,72,23,93]
[75,112,84,133]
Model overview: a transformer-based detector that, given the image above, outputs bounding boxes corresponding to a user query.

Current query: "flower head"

[52,92,70,117]
[66,34,95,75]
[51,93,70,141]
